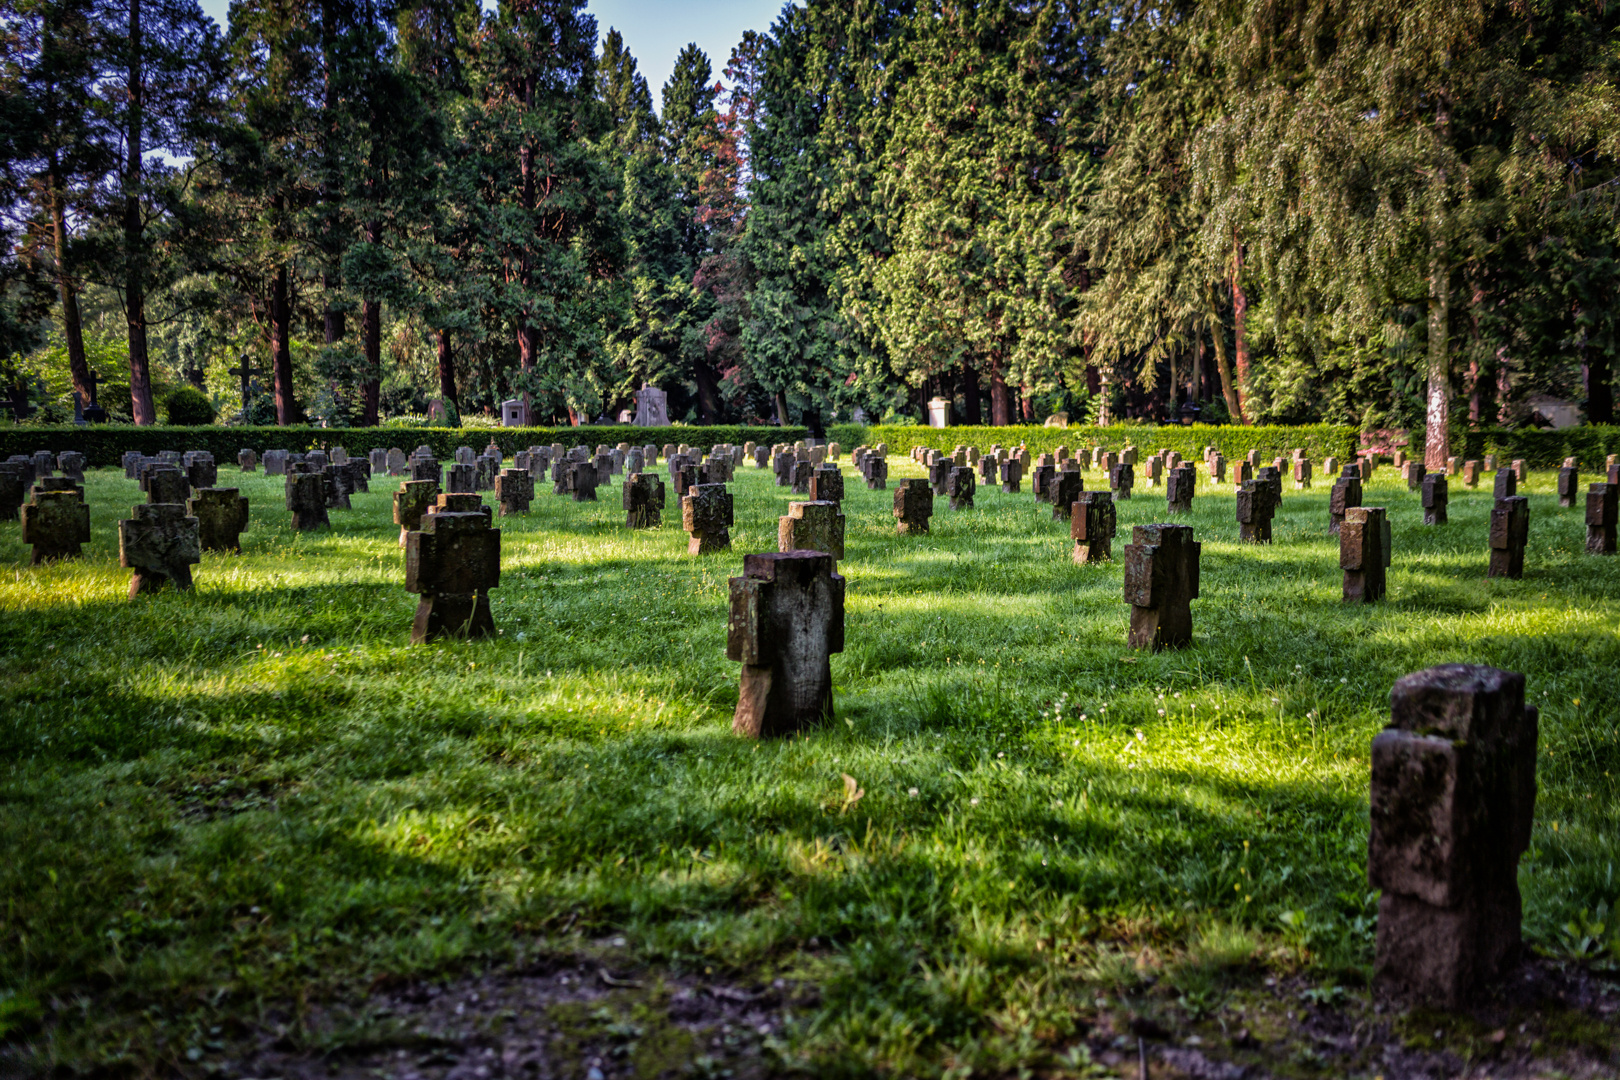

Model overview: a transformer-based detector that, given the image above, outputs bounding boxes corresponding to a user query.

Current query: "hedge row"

[832,423,1360,463]
[1461,426,1620,470]
[0,424,807,469]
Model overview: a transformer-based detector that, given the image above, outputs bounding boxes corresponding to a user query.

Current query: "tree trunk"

[48,163,92,412]
[1582,311,1612,423]
[988,360,1011,425]
[774,389,790,426]
[1019,387,1034,422]
[1424,248,1451,469]
[122,0,157,425]
[271,265,295,425]
[1095,367,1112,426]
[1208,315,1242,422]
[1466,355,1482,424]
[437,328,456,404]
[960,364,982,425]
[692,361,721,423]
[1231,243,1252,425]
[359,219,381,426]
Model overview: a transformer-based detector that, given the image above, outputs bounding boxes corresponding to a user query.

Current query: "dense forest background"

[2,0,1619,453]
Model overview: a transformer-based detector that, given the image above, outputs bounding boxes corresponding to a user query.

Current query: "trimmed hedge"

[831,423,1360,463]
[1462,426,1620,470]
[0,424,807,469]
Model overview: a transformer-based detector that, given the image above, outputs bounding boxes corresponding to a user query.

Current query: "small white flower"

[1157,708,1166,716]
[970,797,980,805]
[908,787,919,797]
[1341,677,1348,684]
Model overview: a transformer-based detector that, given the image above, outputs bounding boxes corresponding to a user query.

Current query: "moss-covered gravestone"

[1341,506,1391,602]
[1489,496,1529,579]
[893,479,933,535]
[727,551,845,739]
[494,468,532,516]
[285,471,330,531]
[394,478,440,545]
[404,493,500,643]
[624,472,665,528]
[682,483,733,554]
[119,503,201,596]
[779,500,845,564]
[1587,482,1618,555]
[188,488,249,553]
[21,479,90,563]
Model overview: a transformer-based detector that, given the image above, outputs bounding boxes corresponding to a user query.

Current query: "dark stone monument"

[21,481,90,563]
[238,449,258,472]
[0,461,25,521]
[1403,461,1424,491]
[57,451,85,482]
[1050,469,1083,521]
[809,464,844,505]
[1493,467,1517,499]
[188,488,249,553]
[1031,457,1057,504]
[863,454,888,490]
[147,466,190,505]
[893,478,933,534]
[119,503,201,595]
[1489,496,1529,579]
[773,452,794,487]
[404,493,500,643]
[1421,473,1448,525]
[322,464,352,511]
[570,460,599,502]
[1292,457,1312,490]
[285,471,330,531]
[1166,464,1196,515]
[727,551,844,739]
[1109,460,1134,501]
[1462,460,1480,487]
[495,468,533,515]
[1236,479,1278,543]
[1341,506,1391,602]
[682,483,733,554]
[1123,524,1199,650]
[1329,466,1363,536]
[779,500,845,563]
[624,472,665,528]
[445,462,475,495]
[1072,490,1116,564]
[394,478,440,545]
[1586,482,1618,555]
[1557,465,1580,509]
[999,457,1022,495]
[1370,665,1537,1006]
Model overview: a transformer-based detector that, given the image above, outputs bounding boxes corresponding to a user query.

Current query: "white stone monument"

[634,386,670,427]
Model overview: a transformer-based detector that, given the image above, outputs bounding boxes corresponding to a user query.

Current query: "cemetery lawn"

[2,457,1618,1077]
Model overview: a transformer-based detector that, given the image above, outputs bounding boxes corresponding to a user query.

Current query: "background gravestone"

[494,468,533,515]
[1072,490,1116,564]
[779,500,845,563]
[1370,665,1537,1006]
[1557,464,1580,508]
[189,488,250,553]
[394,478,440,545]
[624,472,665,528]
[1329,466,1363,535]
[1587,482,1618,554]
[1422,473,1448,525]
[893,479,933,534]
[1489,496,1529,579]
[999,458,1022,494]
[146,466,190,505]
[1165,464,1195,515]
[0,462,25,521]
[570,460,599,502]
[1236,479,1277,543]
[727,551,844,739]
[947,466,975,510]
[57,451,85,481]
[285,471,330,531]
[682,483,733,554]
[809,464,844,505]
[21,482,90,563]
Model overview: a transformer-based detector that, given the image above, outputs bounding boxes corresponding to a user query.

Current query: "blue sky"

[195,0,788,97]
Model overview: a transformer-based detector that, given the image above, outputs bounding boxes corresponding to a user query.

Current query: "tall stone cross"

[727,551,844,738]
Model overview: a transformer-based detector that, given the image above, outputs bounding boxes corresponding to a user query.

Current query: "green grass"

[1,458,1617,1074]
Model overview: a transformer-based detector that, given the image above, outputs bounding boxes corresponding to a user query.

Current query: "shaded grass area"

[1,458,1618,1074]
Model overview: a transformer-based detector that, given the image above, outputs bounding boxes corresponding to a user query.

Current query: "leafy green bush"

[163,387,217,426]
[1462,426,1620,469]
[832,423,1359,463]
